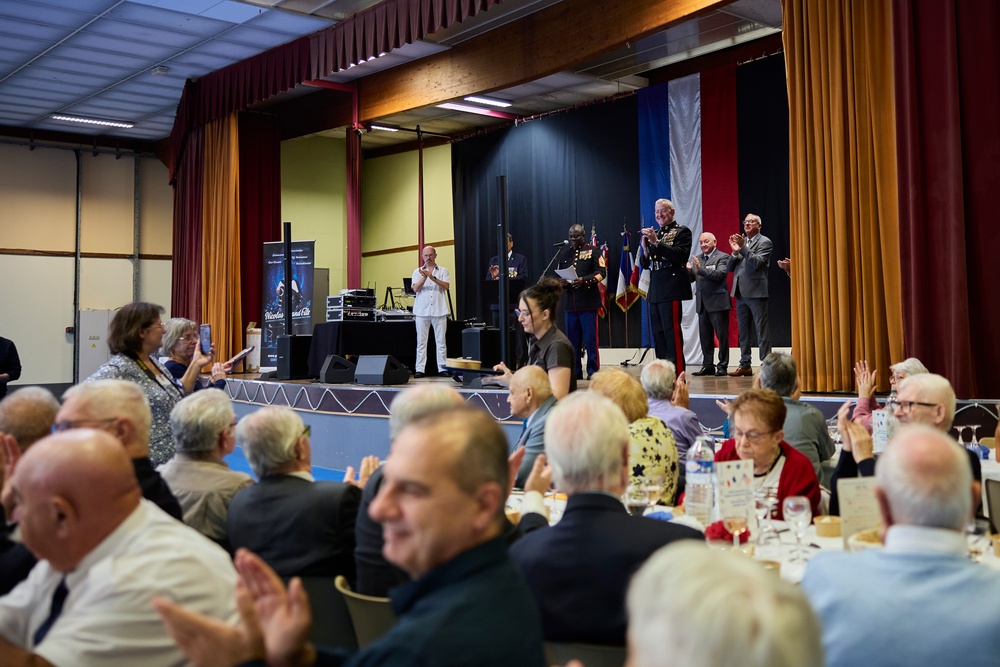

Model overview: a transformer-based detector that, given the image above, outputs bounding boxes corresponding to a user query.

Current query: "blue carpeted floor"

[224,447,347,483]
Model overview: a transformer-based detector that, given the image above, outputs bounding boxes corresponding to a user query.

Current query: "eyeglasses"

[179,334,200,342]
[732,428,777,444]
[742,219,757,225]
[887,398,938,413]
[51,418,116,433]
[514,309,532,317]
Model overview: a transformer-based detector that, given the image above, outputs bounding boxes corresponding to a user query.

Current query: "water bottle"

[686,435,716,527]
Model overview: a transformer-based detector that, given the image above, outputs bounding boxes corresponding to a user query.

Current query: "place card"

[871,409,895,454]
[716,459,754,522]
[837,477,880,549]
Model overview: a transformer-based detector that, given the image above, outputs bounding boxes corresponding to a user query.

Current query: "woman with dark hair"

[161,318,231,392]
[494,278,574,399]
[87,302,210,466]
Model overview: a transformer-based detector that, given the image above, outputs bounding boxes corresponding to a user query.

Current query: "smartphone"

[199,324,212,355]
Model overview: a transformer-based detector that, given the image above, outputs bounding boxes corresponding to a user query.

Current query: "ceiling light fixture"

[51,114,134,129]
[151,65,170,76]
[463,95,512,108]
[370,124,399,132]
[437,103,518,120]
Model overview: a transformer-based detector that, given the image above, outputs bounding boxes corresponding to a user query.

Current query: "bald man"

[0,429,236,667]
[412,245,451,378]
[687,232,731,376]
[508,366,557,487]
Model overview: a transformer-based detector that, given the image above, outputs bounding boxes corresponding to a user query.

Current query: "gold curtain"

[782,0,903,393]
[201,115,243,363]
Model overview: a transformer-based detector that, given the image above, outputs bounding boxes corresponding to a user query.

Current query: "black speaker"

[462,327,505,368]
[320,354,356,383]
[276,335,313,380]
[354,354,410,385]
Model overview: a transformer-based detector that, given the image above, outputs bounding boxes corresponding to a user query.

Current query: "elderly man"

[687,232,731,376]
[830,373,981,514]
[727,213,772,376]
[411,245,451,378]
[55,380,182,520]
[627,542,823,667]
[756,352,835,486]
[0,388,61,595]
[158,389,252,549]
[509,392,702,646]
[0,429,236,667]
[227,407,359,580]
[640,360,702,464]
[802,426,1000,666]
[509,366,557,488]
[639,199,693,370]
[556,223,607,379]
[156,406,546,667]
[355,385,464,596]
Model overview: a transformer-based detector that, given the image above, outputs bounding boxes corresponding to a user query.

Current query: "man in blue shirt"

[802,425,1000,667]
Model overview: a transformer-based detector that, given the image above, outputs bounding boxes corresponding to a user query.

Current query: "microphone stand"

[540,245,566,282]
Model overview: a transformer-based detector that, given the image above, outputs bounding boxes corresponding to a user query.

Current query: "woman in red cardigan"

[716,388,821,519]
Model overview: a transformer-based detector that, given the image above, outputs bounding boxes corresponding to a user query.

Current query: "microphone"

[552,240,569,247]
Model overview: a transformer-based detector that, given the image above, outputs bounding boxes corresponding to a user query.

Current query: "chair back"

[296,576,358,651]
[334,575,396,648]
[985,478,1000,534]
[544,642,627,667]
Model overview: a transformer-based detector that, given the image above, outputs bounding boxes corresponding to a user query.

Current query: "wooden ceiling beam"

[356,0,736,121]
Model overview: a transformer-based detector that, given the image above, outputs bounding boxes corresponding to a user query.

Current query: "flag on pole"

[632,237,650,298]
[591,226,609,318]
[616,231,641,311]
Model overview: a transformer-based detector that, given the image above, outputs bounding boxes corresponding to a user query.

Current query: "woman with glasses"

[715,388,820,519]
[161,318,231,393]
[852,357,928,433]
[493,278,574,399]
[87,302,210,466]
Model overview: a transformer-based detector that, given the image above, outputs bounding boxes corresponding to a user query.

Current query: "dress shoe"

[691,367,715,377]
[715,367,728,377]
[438,370,451,378]
[728,367,753,377]
[413,371,426,379]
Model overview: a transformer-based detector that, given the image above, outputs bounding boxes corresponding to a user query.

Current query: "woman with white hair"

[626,541,824,667]
[161,318,231,392]
[852,357,928,433]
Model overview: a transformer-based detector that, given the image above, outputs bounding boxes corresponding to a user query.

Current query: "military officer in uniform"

[556,224,606,380]
[639,198,693,371]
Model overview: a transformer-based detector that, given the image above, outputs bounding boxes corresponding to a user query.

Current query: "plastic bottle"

[686,435,716,527]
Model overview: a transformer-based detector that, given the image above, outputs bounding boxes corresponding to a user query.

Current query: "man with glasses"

[727,214,772,376]
[412,245,451,378]
[830,373,981,514]
[54,380,182,520]
[226,406,360,581]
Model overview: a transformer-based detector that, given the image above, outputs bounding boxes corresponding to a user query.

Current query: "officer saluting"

[639,198,693,371]
[556,224,606,380]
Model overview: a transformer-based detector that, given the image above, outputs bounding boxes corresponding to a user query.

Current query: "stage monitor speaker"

[320,354,356,384]
[276,335,313,380]
[354,354,410,385]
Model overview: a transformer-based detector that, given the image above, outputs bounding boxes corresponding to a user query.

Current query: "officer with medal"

[639,198,693,371]
[556,223,606,380]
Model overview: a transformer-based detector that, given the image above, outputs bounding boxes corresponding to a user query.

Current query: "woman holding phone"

[87,302,210,466]
[161,318,231,392]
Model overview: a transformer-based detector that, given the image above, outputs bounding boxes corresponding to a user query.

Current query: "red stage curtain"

[238,113,282,331]
[171,124,204,320]
[893,0,1000,398]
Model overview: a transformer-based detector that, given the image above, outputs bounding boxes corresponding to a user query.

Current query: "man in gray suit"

[687,232,731,376]
[727,213,772,376]
[509,366,557,488]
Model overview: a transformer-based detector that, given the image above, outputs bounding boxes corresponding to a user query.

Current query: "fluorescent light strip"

[463,95,511,108]
[370,124,399,132]
[437,102,517,120]
[52,114,134,129]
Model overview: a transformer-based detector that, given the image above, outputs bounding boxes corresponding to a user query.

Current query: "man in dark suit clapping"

[688,232,731,376]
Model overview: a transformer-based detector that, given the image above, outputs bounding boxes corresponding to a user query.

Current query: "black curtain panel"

[736,55,791,348]
[452,96,645,348]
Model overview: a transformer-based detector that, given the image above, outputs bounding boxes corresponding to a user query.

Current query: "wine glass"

[783,496,812,563]
[754,490,780,555]
[624,480,649,517]
[643,475,665,511]
[966,519,991,563]
[968,424,983,458]
[723,506,749,549]
[954,424,969,447]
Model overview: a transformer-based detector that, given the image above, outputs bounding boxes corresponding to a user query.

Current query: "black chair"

[544,642,627,667]
[296,576,358,650]
[985,478,1000,534]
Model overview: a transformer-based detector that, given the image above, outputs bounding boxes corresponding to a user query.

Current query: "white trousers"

[415,315,448,373]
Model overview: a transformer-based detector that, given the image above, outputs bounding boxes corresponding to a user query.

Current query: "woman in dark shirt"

[161,318,230,392]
